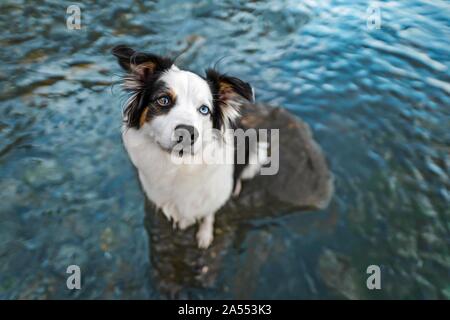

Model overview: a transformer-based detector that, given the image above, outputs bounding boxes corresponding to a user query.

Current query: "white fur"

[122,66,264,249]
[140,68,214,154]
[123,67,235,248]
[240,141,269,180]
[123,126,234,248]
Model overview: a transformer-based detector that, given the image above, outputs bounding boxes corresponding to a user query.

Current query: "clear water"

[0,0,449,299]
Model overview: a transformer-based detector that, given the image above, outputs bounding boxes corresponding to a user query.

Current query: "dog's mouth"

[155,140,194,157]
[154,140,170,153]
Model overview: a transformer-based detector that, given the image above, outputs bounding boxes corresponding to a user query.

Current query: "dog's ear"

[111,45,174,128]
[205,69,254,130]
[111,45,173,81]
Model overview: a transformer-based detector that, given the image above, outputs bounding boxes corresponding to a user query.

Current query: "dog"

[112,45,268,248]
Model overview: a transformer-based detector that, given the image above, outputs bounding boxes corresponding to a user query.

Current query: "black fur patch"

[142,83,177,123]
[112,45,174,129]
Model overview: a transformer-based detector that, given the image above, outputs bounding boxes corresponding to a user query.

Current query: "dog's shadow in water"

[143,104,335,298]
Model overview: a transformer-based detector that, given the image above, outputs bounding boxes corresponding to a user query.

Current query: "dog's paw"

[196,226,213,249]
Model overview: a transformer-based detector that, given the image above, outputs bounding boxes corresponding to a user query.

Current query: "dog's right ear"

[111,45,173,81]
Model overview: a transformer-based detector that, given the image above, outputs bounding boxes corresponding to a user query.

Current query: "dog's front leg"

[196,214,215,249]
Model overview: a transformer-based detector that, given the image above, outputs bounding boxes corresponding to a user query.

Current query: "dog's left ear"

[206,69,254,129]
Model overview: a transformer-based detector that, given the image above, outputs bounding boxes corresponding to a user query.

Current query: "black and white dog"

[112,45,268,248]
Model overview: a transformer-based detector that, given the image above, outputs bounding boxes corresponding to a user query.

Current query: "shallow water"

[0,0,449,299]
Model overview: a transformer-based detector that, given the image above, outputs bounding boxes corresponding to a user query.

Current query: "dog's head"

[112,45,254,153]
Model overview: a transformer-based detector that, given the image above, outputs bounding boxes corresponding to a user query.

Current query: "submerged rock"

[318,249,361,300]
[143,104,334,298]
[23,158,65,188]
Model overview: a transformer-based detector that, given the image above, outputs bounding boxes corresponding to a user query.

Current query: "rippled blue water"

[0,0,449,299]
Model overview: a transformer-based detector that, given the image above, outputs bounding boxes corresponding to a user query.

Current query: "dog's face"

[112,45,254,154]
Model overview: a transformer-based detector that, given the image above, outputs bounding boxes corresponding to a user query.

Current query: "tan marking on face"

[139,107,149,127]
[169,88,177,104]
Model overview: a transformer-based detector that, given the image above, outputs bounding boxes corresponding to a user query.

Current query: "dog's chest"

[123,129,233,220]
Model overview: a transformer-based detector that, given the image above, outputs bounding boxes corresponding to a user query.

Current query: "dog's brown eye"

[156,95,171,106]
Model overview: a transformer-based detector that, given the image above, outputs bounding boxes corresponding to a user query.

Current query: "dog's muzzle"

[174,124,199,147]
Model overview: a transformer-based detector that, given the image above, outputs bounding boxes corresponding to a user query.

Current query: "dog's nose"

[174,124,198,145]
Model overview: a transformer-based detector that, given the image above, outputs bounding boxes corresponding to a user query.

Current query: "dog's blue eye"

[198,105,210,115]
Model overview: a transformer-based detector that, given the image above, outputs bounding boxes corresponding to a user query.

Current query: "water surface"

[0,0,449,299]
